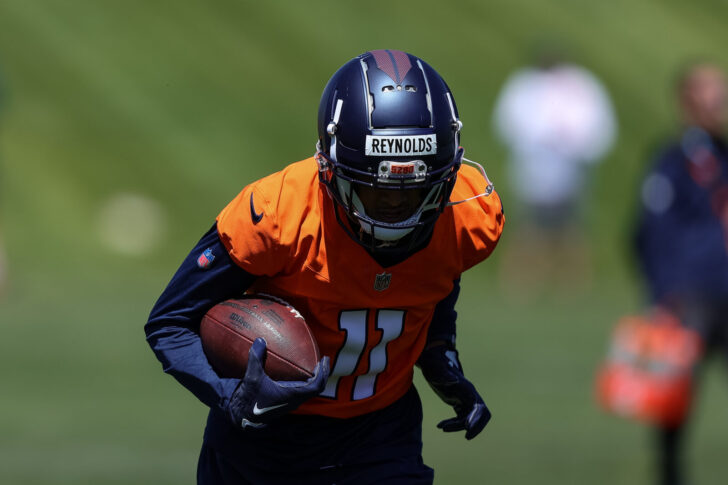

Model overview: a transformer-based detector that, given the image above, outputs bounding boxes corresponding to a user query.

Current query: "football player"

[146,50,504,484]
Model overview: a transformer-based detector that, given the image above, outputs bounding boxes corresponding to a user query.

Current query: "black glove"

[417,343,491,440]
[226,338,330,429]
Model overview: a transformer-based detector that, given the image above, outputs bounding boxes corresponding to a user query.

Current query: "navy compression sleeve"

[426,278,460,345]
[145,224,256,411]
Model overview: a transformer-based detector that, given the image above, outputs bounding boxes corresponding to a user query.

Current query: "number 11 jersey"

[216,157,504,418]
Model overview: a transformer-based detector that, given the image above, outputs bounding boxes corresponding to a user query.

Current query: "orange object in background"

[596,313,703,427]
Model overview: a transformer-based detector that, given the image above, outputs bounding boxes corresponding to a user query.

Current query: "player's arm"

[633,150,687,303]
[145,223,328,429]
[416,278,491,440]
[145,224,256,410]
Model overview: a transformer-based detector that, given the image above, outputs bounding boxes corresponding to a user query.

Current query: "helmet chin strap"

[446,157,495,206]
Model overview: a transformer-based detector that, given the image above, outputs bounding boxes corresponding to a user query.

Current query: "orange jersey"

[217,157,504,418]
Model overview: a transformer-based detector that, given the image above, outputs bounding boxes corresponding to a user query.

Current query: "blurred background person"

[633,62,728,485]
[493,45,617,295]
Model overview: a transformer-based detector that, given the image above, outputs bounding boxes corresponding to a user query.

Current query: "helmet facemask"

[317,144,463,255]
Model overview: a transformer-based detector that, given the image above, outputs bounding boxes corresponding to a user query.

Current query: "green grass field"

[1,1,727,483]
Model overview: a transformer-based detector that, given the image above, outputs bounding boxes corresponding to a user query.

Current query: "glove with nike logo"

[417,343,491,440]
[226,338,330,430]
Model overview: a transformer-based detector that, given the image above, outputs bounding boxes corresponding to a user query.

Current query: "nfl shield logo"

[373,272,392,291]
[197,248,215,269]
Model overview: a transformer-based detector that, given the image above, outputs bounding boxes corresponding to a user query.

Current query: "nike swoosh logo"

[249,193,264,224]
[253,402,287,415]
[241,418,266,429]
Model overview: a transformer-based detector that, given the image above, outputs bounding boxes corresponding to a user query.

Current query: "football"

[200,295,320,381]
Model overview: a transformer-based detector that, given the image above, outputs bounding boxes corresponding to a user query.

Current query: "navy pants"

[197,386,434,485]
[656,295,728,485]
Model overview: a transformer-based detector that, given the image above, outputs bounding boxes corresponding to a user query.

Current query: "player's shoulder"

[225,157,319,218]
[250,157,319,199]
[451,163,502,216]
[216,157,320,273]
[436,163,505,270]
[453,163,487,192]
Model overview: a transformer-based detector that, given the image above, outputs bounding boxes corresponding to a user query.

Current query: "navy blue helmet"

[316,50,464,256]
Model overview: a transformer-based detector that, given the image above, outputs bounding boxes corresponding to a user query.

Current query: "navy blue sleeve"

[633,152,682,302]
[145,223,257,412]
[425,278,460,346]
[633,138,728,302]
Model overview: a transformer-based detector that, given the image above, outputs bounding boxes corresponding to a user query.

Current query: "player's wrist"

[423,339,450,350]
[418,342,462,375]
[218,377,243,410]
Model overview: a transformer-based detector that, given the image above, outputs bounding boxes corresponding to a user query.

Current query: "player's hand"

[417,344,491,440]
[226,338,330,430]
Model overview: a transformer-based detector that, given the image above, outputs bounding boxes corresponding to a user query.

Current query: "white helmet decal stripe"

[329,99,344,161]
[359,59,374,129]
[416,60,433,125]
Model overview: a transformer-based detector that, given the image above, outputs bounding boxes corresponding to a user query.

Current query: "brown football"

[200,295,319,381]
